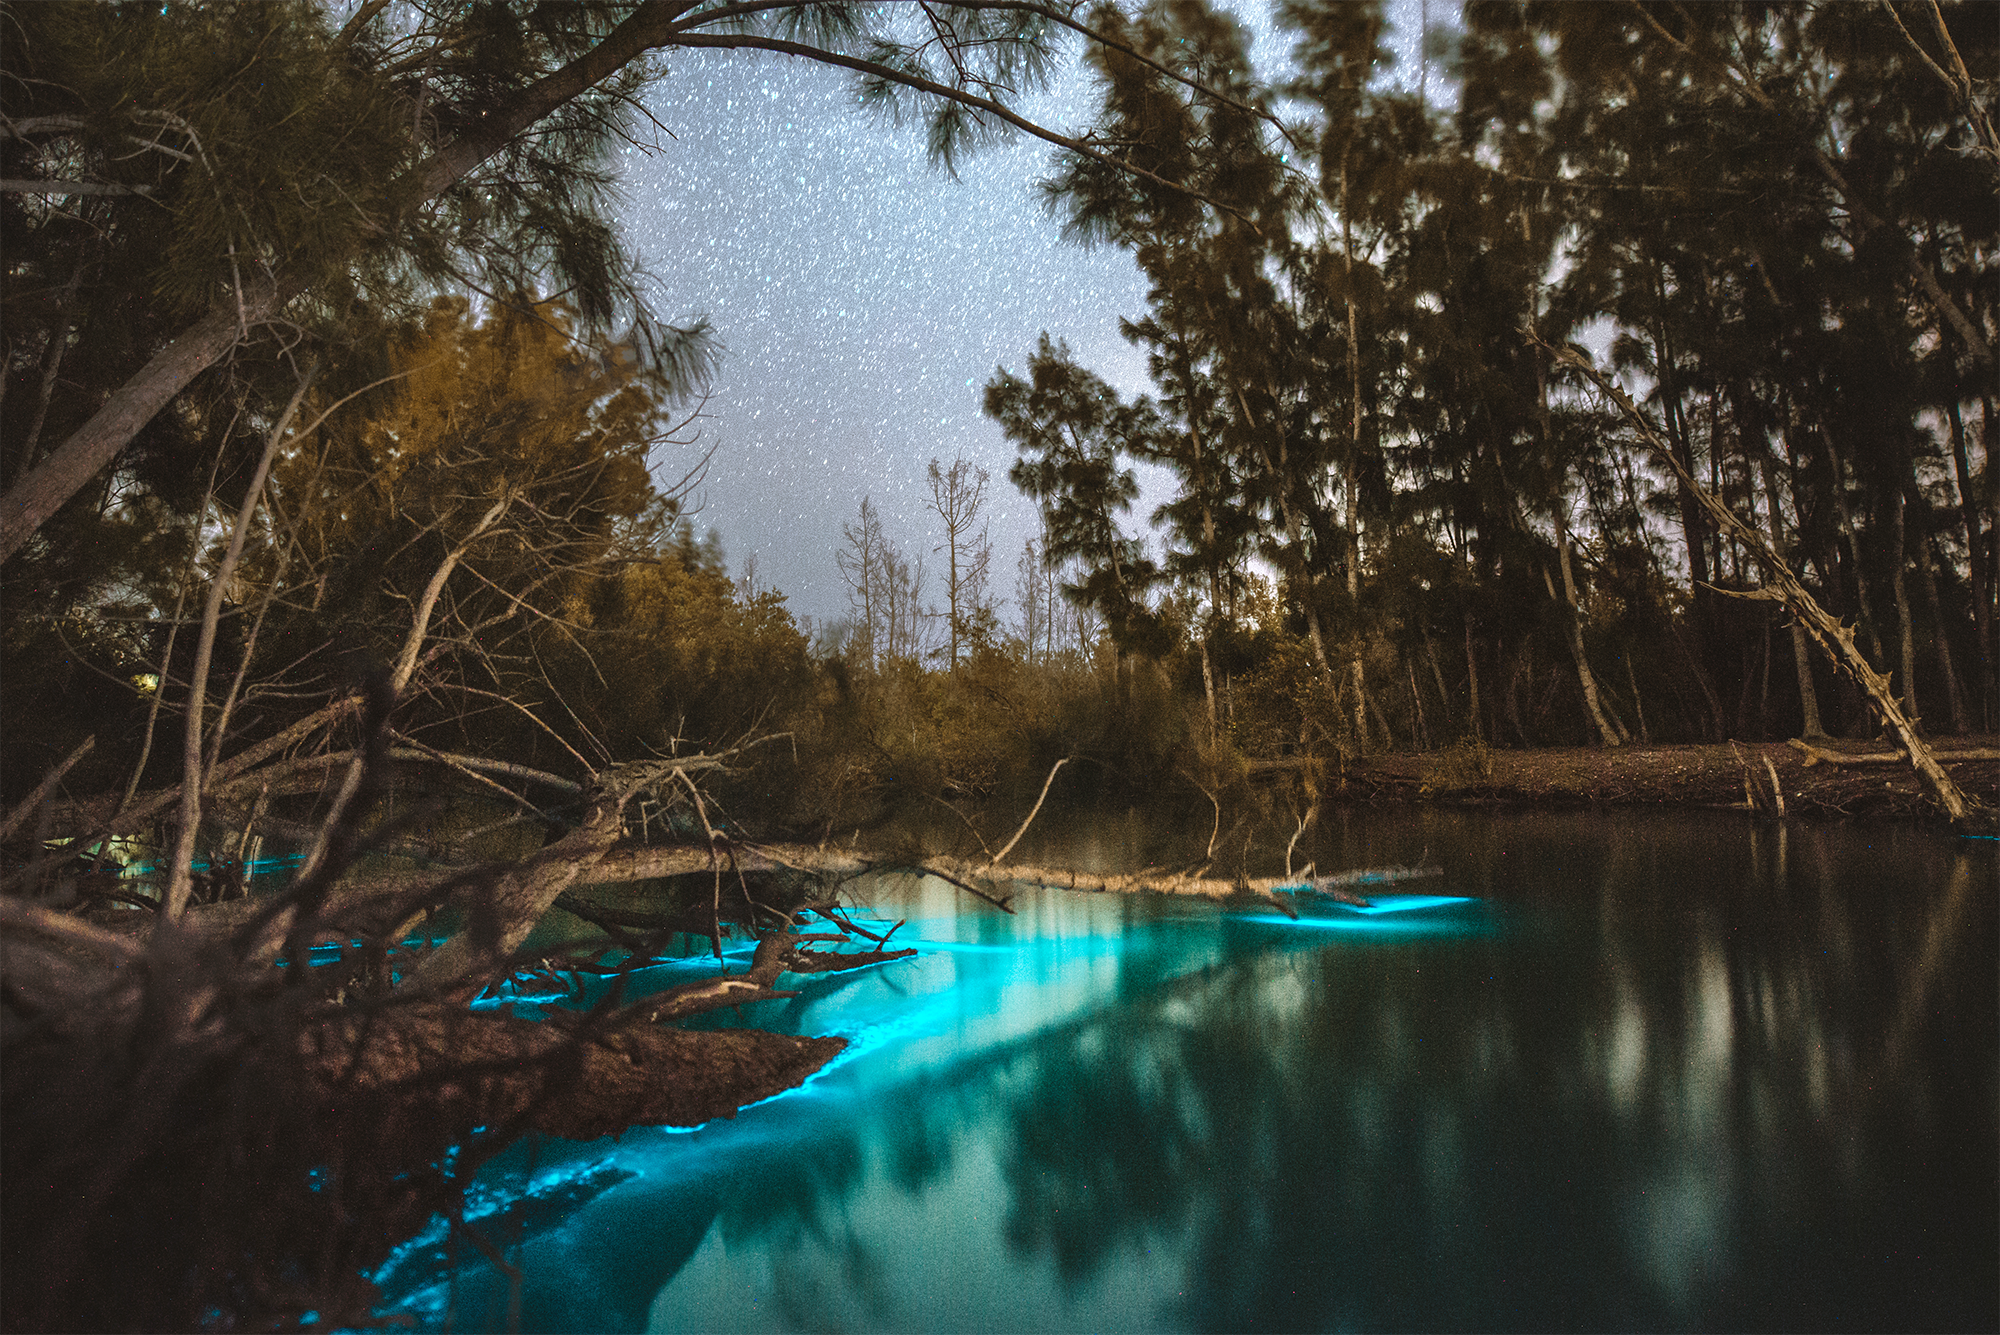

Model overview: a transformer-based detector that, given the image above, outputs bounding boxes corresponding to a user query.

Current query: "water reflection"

[386,813,1997,1334]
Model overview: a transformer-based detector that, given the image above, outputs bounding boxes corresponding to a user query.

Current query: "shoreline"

[1309,736,1999,825]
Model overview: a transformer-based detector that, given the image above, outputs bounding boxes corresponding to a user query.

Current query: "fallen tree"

[1541,337,1989,828]
[0,703,944,1333]
[1788,740,2000,767]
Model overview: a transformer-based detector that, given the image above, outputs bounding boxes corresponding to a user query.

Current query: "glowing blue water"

[374,811,1997,1334]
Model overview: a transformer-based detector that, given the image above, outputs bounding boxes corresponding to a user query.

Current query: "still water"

[376,811,1997,1333]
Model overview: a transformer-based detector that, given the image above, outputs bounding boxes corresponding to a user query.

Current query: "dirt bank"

[1322,736,2000,823]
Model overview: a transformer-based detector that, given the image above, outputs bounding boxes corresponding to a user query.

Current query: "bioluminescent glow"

[1339,893,1475,915]
[369,819,1995,1335]
[1236,894,1487,935]
[369,1156,638,1296]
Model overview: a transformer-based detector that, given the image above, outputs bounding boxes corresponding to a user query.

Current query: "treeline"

[3,2,1993,848]
[972,0,1995,753]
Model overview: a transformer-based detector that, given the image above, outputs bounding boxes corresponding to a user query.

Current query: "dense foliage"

[984,0,1995,755]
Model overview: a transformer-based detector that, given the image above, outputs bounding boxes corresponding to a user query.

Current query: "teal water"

[376,811,1998,1333]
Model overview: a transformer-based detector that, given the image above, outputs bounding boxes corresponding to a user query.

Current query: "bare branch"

[987,756,1067,867]
[0,735,93,845]
[165,364,322,920]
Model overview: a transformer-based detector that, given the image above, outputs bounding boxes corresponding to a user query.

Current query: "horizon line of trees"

[969,0,1995,755]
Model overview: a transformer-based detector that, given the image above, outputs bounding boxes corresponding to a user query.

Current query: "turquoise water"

[376,811,1997,1333]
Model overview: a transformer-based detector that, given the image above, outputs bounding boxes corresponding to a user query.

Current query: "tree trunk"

[1623,652,1652,744]
[1788,623,1824,740]
[1946,397,1995,729]
[1199,633,1218,743]
[6,0,1207,565]
[1890,482,1919,724]
[1463,617,1482,744]
[1651,313,1720,729]
[9,252,89,488]
[1505,640,1531,746]
[402,786,629,994]
[0,279,289,562]
[1908,482,1969,734]
[1552,522,1623,746]
[1758,429,1827,739]
[1407,655,1429,752]
[1424,632,1453,739]
[1821,432,1887,667]
[1757,615,1774,740]
[1237,384,1337,689]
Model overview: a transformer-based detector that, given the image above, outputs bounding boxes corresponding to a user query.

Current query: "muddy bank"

[1320,737,2000,823]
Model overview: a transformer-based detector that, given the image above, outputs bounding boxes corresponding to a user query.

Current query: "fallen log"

[1788,739,2000,767]
[914,855,1447,915]
[155,840,1445,947]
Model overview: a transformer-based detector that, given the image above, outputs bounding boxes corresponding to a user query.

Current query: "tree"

[836,496,890,667]
[926,456,995,667]
[0,0,1267,566]
[1015,535,1051,664]
[1005,0,1993,774]
[986,333,1163,658]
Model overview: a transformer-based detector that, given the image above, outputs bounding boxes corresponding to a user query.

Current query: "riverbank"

[1320,735,2000,823]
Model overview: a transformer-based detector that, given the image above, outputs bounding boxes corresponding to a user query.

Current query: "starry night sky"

[615,2,1431,630]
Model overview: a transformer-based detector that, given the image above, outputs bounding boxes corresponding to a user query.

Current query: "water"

[376,811,1997,1333]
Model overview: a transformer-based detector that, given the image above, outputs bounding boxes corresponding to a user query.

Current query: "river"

[370,810,1997,1332]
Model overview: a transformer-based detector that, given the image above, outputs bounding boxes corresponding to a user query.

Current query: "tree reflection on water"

[404,813,1996,1334]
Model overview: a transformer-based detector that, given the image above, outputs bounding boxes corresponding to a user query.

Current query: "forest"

[0,1,1993,1330]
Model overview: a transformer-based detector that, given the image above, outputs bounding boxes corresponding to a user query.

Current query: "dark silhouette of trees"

[987,0,1993,775]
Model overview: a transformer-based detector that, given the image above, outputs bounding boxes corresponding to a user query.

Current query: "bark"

[1633,3,1994,365]
[0,276,290,563]
[294,497,510,891]
[1407,656,1429,752]
[927,856,1445,914]
[1623,652,1652,743]
[1237,385,1337,687]
[1199,634,1219,741]
[1344,206,1368,754]
[396,786,626,993]
[9,252,88,488]
[987,757,1068,867]
[1551,341,1985,823]
[1505,642,1531,747]
[2,701,367,896]
[1425,632,1453,737]
[0,736,94,845]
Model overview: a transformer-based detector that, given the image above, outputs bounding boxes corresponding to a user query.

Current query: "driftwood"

[1788,739,2000,767]
[916,855,1446,916]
